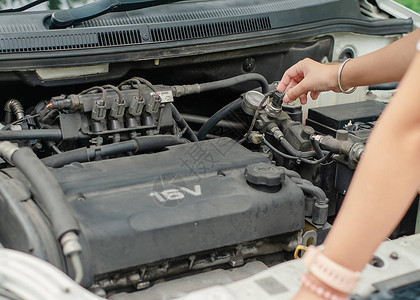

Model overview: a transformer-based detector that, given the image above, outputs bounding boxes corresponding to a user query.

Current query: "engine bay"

[1,72,415,299]
[0,1,418,299]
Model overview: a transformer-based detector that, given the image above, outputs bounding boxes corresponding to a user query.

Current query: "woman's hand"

[277,58,341,104]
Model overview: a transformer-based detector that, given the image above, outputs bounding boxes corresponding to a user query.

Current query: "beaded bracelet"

[301,273,350,300]
[303,246,360,294]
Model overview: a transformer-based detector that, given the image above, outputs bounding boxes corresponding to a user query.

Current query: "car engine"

[0,73,398,297]
[0,0,417,299]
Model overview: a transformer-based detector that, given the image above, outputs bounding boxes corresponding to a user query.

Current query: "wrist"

[326,63,341,91]
[294,284,327,300]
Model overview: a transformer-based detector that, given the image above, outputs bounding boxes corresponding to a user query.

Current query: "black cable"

[239,93,269,144]
[169,104,199,142]
[118,78,144,100]
[79,86,107,105]
[130,77,158,93]
[262,135,333,165]
[10,113,40,126]
[102,84,123,103]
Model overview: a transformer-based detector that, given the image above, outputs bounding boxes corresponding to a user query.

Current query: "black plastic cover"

[44,138,304,277]
[306,100,386,136]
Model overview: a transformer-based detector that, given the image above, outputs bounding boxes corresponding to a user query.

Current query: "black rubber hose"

[12,147,79,239]
[40,110,59,125]
[311,139,325,159]
[262,135,333,165]
[42,135,184,168]
[42,148,89,168]
[193,75,270,141]
[196,98,242,140]
[0,129,62,141]
[99,135,183,156]
[169,104,198,142]
[289,176,328,205]
[200,74,270,94]
[4,99,24,124]
[281,167,328,205]
[283,169,300,179]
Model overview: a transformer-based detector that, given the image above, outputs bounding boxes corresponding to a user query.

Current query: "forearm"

[323,52,420,272]
[340,29,420,90]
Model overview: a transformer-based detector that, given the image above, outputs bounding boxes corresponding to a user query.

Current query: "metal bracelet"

[337,58,357,94]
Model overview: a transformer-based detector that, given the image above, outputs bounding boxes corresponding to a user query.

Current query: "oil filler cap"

[244,163,285,186]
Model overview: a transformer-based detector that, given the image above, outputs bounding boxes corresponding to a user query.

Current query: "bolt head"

[255,119,264,129]
[243,57,256,72]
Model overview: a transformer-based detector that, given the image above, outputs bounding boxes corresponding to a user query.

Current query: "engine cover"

[0,138,304,285]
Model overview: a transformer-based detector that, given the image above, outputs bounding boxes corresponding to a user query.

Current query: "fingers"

[281,77,303,103]
[299,94,308,105]
[288,78,300,91]
[278,60,312,104]
[277,73,293,92]
[278,58,330,104]
[277,61,304,92]
[310,91,320,100]
[284,77,311,103]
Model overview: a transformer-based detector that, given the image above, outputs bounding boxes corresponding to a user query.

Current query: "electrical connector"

[128,97,145,116]
[110,99,125,119]
[91,100,106,121]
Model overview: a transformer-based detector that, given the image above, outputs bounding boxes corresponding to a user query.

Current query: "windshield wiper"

[0,0,48,13]
[49,0,184,29]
